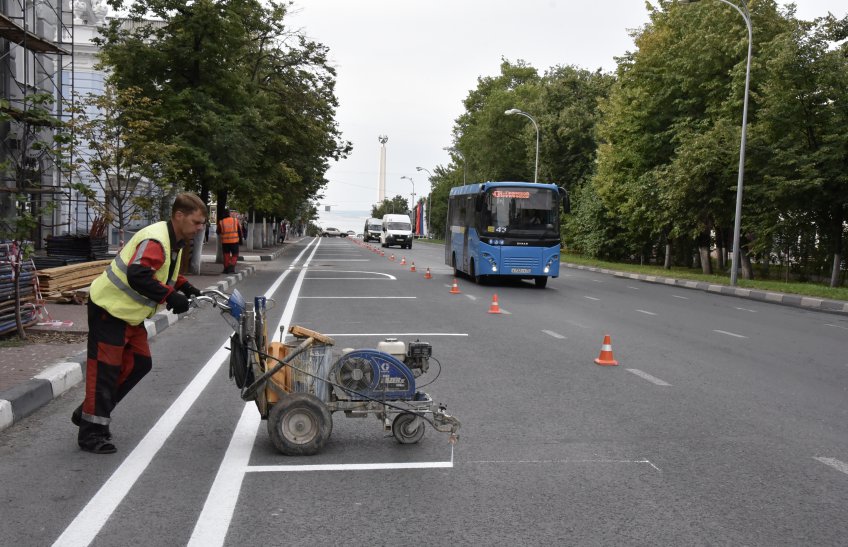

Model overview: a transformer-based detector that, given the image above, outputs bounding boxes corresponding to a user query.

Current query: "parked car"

[321,227,342,237]
[346,230,356,237]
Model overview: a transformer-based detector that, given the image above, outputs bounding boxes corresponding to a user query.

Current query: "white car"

[321,227,342,237]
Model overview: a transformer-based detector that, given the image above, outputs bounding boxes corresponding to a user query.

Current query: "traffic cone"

[390,254,395,261]
[380,250,385,256]
[487,294,502,314]
[400,256,407,265]
[450,278,461,294]
[594,334,619,366]
[424,267,432,279]
[410,262,416,272]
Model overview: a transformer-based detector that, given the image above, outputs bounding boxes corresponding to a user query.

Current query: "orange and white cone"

[400,256,407,265]
[450,278,461,294]
[487,294,502,314]
[424,267,432,279]
[390,254,395,261]
[594,334,619,366]
[410,262,416,272]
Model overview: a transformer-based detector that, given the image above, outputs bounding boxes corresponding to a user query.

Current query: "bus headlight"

[543,265,550,274]
[544,255,559,274]
[492,264,498,272]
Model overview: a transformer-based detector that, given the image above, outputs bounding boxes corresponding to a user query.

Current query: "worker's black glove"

[165,291,190,314]
[180,283,202,299]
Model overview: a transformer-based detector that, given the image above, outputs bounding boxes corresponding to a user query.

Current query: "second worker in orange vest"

[217,208,242,274]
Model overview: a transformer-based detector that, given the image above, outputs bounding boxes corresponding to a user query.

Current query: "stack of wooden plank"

[0,243,39,335]
[37,259,111,303]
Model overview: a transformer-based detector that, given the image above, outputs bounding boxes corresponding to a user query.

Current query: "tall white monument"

[377,135,388,202]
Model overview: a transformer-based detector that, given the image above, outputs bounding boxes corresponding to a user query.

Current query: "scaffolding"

[0,0,74,248]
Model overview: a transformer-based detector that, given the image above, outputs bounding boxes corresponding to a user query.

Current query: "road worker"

[217,208,242,274]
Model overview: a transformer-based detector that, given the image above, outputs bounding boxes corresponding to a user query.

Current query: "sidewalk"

[0,242,292,432]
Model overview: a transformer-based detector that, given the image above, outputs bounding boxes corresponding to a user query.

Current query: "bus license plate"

[511,268,531,273]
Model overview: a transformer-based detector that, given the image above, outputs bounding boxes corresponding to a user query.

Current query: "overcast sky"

[287,1,845,232]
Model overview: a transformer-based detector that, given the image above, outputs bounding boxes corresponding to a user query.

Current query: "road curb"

[563,262,848,315]
[0,265,256,433]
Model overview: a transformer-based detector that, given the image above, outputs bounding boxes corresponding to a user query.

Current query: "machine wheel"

[534,276,548,288]
[392,413,426,444]
[267,393,332,456]
[452,252,460,278]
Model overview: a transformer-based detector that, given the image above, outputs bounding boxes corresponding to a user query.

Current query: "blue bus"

[444,182,569,288]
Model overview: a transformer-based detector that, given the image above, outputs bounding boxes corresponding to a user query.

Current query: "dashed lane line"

[627,286,640,290]
[299,296,416,299]
[542,330,566,339]
[626,368,672,386]
[465,294,477,301]
[324,333,470,337]
[825,323,848,331]
[714,329,748,339]
[636,309,657,316]
[584,296,600,301]
[814,457,848,476]
[735,307,757,313]
[672,295,688,300]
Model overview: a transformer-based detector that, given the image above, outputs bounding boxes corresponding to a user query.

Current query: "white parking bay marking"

[713,329,747,339]
[52,238,321,547]
[299,296,416,299]
[542,330,565,339]
[636,309,657,316]
[325,333,469,337]
[626,368,672,386]
[584,296,600,301]
[814,457,848,476]
[247,459,453,473]
[735,307,757,313]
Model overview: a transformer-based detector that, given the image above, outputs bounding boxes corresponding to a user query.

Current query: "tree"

[371,195,409,219]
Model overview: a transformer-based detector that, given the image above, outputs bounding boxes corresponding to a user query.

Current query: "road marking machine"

[194,289,461,456]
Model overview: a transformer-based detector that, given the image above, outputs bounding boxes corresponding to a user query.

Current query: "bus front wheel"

[470,260,485,285]
[534,276,548,288]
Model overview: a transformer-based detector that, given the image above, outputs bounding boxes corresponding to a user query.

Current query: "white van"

[363,218,382,242]
[380,214,413,249]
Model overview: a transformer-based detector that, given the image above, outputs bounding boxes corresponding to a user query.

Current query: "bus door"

[463,195,474,271]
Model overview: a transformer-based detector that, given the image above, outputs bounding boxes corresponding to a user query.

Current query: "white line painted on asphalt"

[466,459,660,472]
[713,329,748,339]
[635,309,657,316]
[542,330,566,339]
[591,279,603,283]
[735,307,757,313]
[627,286,640,290]
[814,457,848,476]
[308,269,396,279]
[626,369,672,386]
[313,259,370,261]
[188,240,321,546]
[825,323,848,331]
[499,308,512,315]
[187,404,260,546]
[325,333,469,337]
[584,296,600,301]
[672,295,688,300]
[465,294,477,301]
[247,460,454,472]
[52,238,321,547]
[299,296,416,299]
[307,277,396,280]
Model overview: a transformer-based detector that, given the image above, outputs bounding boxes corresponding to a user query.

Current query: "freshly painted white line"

[188,241,321,545]
[325,333,469,337]
[465,294,477,301]
[308,269,396,279]
[584,296,600,301]
[635,309,657,316]
[466,459,660,471]
[499,309,512,315]
[312,259,370,261]
[247,460,453,472]
[591,279,603,283]
[814,457,848,476]
[824,323,848,331]
[713,329,747,339]
[299,296,416,299]
[627,286,640,290]
[187,404,260,546]
[52,238,319,547]
[542,330,565,339]
[672,295,688,300]
[734,307,757,313]
[626,368,671,386]
[307,277,397,280]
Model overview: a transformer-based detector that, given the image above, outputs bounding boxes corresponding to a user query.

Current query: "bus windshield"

[482,187,558,236]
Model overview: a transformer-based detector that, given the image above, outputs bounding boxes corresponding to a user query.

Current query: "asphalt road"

[1,236,847,546]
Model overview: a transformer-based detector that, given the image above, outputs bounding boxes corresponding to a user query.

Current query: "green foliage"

[371,195,410,219]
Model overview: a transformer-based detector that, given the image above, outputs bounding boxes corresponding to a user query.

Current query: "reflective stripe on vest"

[219,217,240,244]
[89,222,181,325]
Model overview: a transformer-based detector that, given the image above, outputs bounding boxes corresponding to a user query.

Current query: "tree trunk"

[664,239,672,269]
[13,247,26,339]
[716,226,726,270]
[831,253,843,288]
[189,229,204,274]
[215,188,227,264]
[830,206,844,288]
[740,238,754,280]
[697,230,712,275]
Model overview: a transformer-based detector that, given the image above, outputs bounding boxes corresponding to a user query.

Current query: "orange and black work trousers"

[78,301,152,444]
[222,243,239,270]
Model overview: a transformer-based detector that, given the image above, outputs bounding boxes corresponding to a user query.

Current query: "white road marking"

[635,309,657,316]
[735,307,757,313]
[825,324,848,331]
[324,333,469,337]
[591,279,603,283]
[313,259,370,262]
[713,329,747,339]
[465,294,477,301]
[299,296,416,299]
[247,460,453,473]
[307,277,396,280]
[466,459,660,472]
[308,269,396,279]
[584,296,600,301]
[542,330,566,339]
[499,309,512,315]
[562,319,589,329]
[626,368,672,386]
[187,404,260,546]
[52,238,321,547]
[672,295,688,300]
[814,457,848,476]
[627,286,640,290]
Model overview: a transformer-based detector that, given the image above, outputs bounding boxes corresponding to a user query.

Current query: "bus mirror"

[559,187,571,214]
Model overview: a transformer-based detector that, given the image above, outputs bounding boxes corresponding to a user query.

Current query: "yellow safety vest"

[89,221,182,325]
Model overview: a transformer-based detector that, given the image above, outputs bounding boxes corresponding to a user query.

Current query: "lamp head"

[505,108,522,115]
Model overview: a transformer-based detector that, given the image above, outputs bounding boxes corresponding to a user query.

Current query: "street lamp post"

[681,0,752,286]
[416,166,433,238]
[504,108,540,183]
[401,175,416,235]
